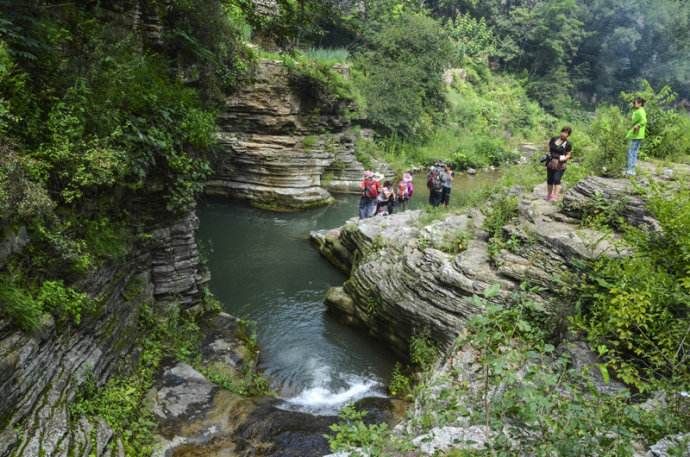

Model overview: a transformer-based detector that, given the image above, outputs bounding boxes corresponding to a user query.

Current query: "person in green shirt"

[625,96,647,176]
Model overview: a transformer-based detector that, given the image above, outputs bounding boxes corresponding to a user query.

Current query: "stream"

[197,171,501,416]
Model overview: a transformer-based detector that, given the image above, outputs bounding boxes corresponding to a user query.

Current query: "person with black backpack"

[358,170,380,219]
[427,163,444,207]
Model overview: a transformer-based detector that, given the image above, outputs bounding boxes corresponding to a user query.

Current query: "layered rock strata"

[207,60,391,210]
[316,173,683,457]
[311,177,641,357]
[0,212,208,457]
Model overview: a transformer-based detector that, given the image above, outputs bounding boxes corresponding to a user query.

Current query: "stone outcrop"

[311,180,626,356]
[151,312,403,457]
[0,226,29,270]
[0,212,208,457]
[313,171,689,456]
[207,60,391,210]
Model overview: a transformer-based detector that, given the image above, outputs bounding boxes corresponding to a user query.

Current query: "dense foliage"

[0,0,249,329]
[576,184,690,390]
[353,12,454,137]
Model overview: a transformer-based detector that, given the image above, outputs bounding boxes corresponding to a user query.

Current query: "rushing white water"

[198,198,397,415]
[279,365,386,415]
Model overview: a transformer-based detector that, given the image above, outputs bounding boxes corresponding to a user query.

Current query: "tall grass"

[304,48,350,65]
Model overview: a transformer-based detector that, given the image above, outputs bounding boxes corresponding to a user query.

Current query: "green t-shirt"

[626,107,647,140]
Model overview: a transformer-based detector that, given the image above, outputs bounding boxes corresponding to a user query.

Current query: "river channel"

[197,171,500,415]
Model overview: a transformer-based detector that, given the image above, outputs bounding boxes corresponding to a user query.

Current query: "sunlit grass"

[304,47,350,65]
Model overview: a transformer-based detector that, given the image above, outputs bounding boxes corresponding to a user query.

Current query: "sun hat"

[373,172,384,181]
[402,172,413,182]
[363,170,374,178]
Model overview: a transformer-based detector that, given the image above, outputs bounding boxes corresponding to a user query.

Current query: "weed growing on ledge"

[328,405,394,456]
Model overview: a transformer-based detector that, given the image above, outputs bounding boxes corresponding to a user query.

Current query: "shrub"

[0,144,54,224]
[328,405,391,455]
[353,12,454,138]
[584,105,628,177]
[576,185,690,389]
[37,280,94,326]
[388,363,413,399]
[0,274,44,331]
[482,194,519,241]
[0,274,93,330]
[410,331,439,372]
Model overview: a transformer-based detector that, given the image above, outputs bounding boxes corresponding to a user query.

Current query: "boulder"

[561,176,661,231]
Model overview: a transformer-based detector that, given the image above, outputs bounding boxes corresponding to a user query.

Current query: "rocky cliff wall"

[0,213,207,457]
[316,168,689,457]
[207,60,392,210]
[311,176,657,357]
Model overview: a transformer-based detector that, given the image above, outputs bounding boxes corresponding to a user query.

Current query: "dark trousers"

[441,187,451,205]
[429,189,443,207]
[546,168,565,185]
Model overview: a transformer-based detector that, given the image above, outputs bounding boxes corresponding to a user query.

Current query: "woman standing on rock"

[359,171,380,219]
[544,126,573,201]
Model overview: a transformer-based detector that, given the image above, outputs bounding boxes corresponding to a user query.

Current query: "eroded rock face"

[0,211,208,457]
[208,60,391,210]
[312,181,629,357]
[0,225,29,270]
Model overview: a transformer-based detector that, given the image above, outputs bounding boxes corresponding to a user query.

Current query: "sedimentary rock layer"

[0,213,208,457]
[312,178,637,356]
[208,60,391,210]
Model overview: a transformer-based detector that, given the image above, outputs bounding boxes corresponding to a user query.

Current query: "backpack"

[398,181,408,199]
[361,179,379,199]
[427,168,443,191]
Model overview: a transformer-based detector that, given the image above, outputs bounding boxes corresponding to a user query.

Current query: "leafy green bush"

[388,363,413,399]
[0,144,54,224]
[353,12,454,137]
[448,289,690,455]
[410,332,439,372]
[576,185,690,389]
[0,274,93,330]
[328,405,391,456]
[37,280,93,326]
[0,274,44,331]
[482,194,518,241]
[583,105,628,177]
[379,64,550,170]
[446,13,496,63]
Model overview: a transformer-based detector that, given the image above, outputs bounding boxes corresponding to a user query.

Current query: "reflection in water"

[198,195,395,414]
[197,170,500,414]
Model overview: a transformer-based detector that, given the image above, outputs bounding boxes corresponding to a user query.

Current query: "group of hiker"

[357,163,455,219]
[359,97,647,216]
[358,171,415,219]
[542,96,647,201]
